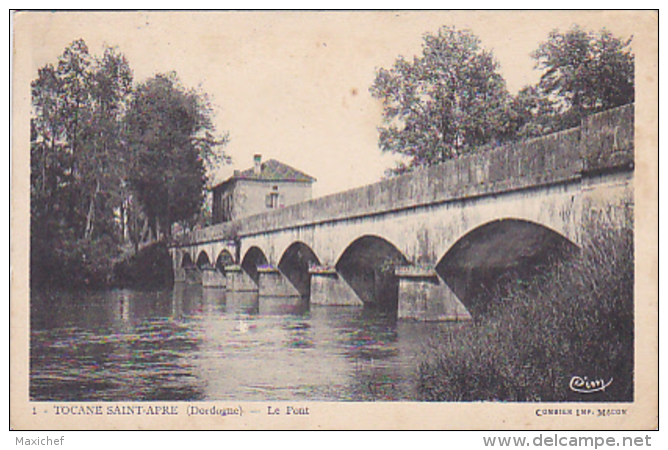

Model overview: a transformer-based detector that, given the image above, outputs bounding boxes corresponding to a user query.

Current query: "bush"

[30,233,121,289]
[417,222,634,402]
[31,230,174,291]
[113,242,174,290]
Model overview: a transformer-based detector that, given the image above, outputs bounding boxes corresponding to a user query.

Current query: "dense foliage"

[31,40,132,244]
[371,25,635,174]
[30,40,227,288]
[370,27,518,174]
[518,26,635,137]
[125,73,227,240]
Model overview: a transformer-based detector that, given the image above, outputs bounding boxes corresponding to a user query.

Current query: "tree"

[81,46,134,238]
[31,40,90,241]
[30,39,134,287]
[513,85,561,138]
[519,26,634,137]
[30,41,227,288]
[125,73,227,239]
[370,26,517,174]
[31,40,133,240]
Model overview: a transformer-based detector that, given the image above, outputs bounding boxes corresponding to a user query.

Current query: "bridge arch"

[435,218,578,316]
[181,252,195,269]
[215,249,235,273]
[196,250,212,270]
[241,246,269,285]
[335,235,409,311]
[278,241,321,298]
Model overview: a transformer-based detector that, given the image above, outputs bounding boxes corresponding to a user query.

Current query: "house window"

[221,193,233,222]
[266,192,279,208]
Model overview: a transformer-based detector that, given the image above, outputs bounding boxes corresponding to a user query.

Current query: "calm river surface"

[30,285,457,402]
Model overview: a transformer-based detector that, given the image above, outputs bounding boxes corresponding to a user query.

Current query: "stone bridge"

[169,105,634,321]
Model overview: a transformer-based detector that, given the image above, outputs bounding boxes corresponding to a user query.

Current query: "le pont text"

[267,406,309,415]
[53,405,179,415]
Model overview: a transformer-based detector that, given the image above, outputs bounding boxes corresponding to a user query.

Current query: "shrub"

[30,234,121,289]
[113,242,174,290]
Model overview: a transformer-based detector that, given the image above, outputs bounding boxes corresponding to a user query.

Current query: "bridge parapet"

[176,104,633,247]
[581,104,634,173]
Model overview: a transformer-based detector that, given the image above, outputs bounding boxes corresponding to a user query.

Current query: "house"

[210,154,316,224]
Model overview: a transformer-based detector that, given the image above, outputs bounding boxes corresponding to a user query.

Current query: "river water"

[30,285,458,402]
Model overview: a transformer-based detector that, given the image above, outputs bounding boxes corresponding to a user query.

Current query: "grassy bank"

[417,222,634,402]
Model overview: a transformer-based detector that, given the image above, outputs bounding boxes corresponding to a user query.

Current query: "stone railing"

[174,104,633,247]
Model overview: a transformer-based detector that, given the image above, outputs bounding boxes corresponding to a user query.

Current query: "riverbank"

[416,221,634,402]
[30,236,174,291]
[113,242,174,290]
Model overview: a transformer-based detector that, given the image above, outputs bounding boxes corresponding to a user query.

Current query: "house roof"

[210,158,316,191]
[236,159,316,183]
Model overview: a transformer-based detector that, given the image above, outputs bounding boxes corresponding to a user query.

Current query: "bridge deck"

[173,104,633,247]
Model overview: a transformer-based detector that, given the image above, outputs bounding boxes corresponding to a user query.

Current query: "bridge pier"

[170,106,634,322]
[309,266,363,306]
[257,266,307,315]
[173,267,187,283]
[184,267,202,285]
[396,267,471,321]
[202,284,225,307]
[224,265,259,313]
[201,267,226,288]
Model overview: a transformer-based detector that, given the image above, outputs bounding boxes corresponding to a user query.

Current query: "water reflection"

[30,287,457,401]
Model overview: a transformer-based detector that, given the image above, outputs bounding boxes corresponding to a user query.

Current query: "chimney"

[253,154,262,175]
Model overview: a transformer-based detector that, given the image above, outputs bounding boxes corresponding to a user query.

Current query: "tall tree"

[31,40,91,240]
[81,46,133,238]
[31,63,65,234]
[125,73,227,239]
[370,26,517,174]
[31,40,133,240]
[519,26,634,137]
[30,40,134,287]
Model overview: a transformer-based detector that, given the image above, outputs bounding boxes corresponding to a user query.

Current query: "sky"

[16,10,648,198]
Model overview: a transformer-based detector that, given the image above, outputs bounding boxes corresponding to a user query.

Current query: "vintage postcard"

[10,10,657,430]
